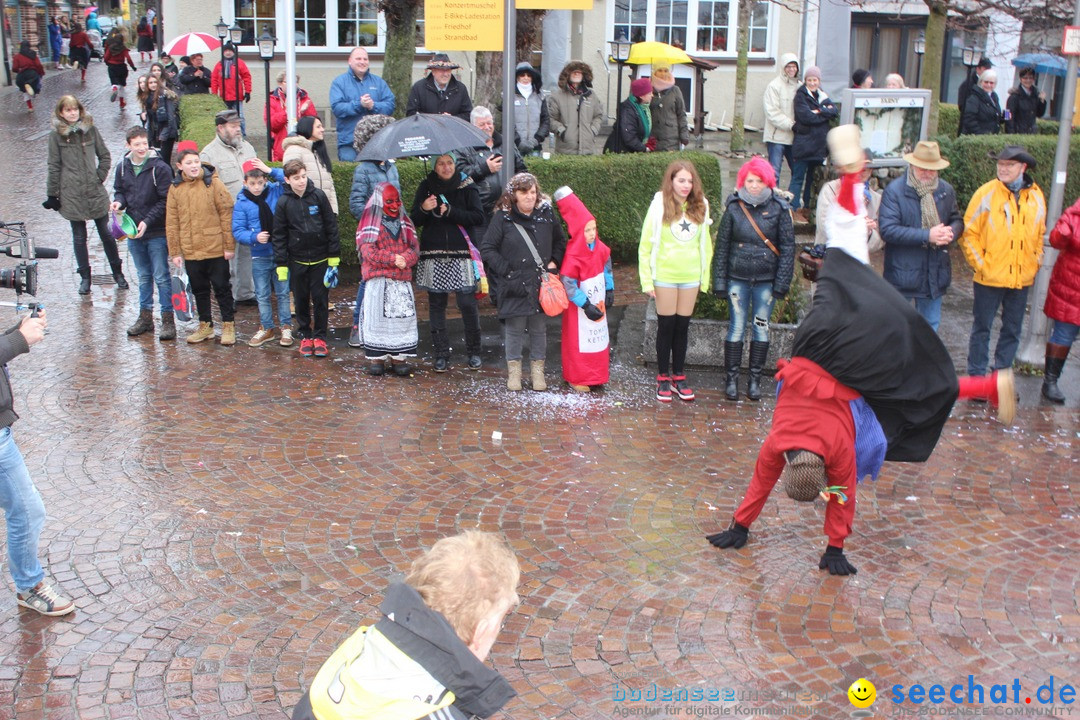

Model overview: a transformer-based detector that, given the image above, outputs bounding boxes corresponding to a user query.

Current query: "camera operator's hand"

[18,314,47,347]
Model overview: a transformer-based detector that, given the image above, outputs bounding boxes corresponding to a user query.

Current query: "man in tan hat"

[878,140,964,331]
[405,53,473,122]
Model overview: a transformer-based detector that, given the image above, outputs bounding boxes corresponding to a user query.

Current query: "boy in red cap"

[554,186,613,391]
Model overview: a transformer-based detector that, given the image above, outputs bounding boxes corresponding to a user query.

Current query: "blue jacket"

[232,168,285,258]
[879,174,965,300]
[329,70,395,151]
[348,160,400,220]
[112,150,173,237]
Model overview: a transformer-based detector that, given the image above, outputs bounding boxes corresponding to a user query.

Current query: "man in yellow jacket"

[960,145,1046,377]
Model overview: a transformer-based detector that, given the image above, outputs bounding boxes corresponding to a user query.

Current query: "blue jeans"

[914,297,943,332]
[337,145,357,162]
[726,280,775,342]
[0,426,46,592]
[251,256,292,329]
[128,235,171,311]
[967,282,1030,376]
[766,142,793,184]
[1050,320,1080,347]
[788,160,818,210]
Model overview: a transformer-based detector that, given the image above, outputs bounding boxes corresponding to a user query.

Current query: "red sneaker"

[671,374,695,401]
[313,338,328,357]
[656,374,673,403]
[299,338,314,356]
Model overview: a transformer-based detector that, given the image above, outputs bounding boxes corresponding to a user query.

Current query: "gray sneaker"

[17,581,74,616]
[348,325,362,347]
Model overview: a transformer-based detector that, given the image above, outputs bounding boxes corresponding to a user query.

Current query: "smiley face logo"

[848,678,876,709]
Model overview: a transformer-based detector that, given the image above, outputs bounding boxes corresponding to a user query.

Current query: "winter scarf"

[633,98,652,139]
[241,186,274,236]
[295,116,333,173]
[905,166,941,228]
[737,186,773,206]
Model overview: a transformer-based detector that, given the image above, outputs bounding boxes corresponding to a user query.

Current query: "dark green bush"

[937,103,960,139]
[178,95,226,149]
[936,134,1080,208]
[331,152,723,266]
[694,273,808,325]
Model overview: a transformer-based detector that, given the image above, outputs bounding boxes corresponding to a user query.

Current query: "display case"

[839,89,933,167]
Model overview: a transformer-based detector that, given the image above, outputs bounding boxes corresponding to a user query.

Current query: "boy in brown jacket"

[166,142,237,345]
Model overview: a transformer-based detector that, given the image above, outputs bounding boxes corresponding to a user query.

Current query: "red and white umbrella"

[161,32,221,57]
[83,6,98,17]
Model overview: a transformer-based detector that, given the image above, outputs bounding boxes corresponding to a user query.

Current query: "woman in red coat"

[1042,197,1080,403]
[265,71,318,161]
[12,41,45,110]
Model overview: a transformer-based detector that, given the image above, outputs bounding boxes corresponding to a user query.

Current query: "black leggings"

[71,217,122,276]
[656,313,692,376]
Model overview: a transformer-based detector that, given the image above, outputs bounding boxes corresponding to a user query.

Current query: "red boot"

[26,98,33,111]
[958,369,1016,424]
[80,68,86,83]
[119,97,126,110]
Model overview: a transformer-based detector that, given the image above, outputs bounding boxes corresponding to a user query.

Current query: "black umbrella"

[356,113,490,161]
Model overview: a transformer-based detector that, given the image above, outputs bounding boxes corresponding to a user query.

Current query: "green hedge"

[937,103,960,139]
[179,95,722,266]
[329,152,723,266]
[936,134,1080,207]
[178,94,227,150]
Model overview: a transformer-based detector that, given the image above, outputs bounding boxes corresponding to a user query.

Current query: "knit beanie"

[630,77,653,99]
[804,66,822,81]
[553,186,596,245]
[736,156,777,189]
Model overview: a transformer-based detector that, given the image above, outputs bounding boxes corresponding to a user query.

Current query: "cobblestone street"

[0,63,1077,720]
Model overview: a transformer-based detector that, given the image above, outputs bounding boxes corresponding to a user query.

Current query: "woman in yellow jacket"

[960,146,1046,376]
[639,160,714,403]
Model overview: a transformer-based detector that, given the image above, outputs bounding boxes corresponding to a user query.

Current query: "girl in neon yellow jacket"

[639,160,714,404]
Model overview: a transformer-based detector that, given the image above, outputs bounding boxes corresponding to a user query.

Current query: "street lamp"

[215,17,229,107]
[913,32,925,87]
[608,34,633,152]
[962,46,980,69]
[230,23,244,132]
[258,28,276,159]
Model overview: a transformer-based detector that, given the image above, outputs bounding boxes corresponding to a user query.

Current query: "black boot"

[77,269,91,295]
[431,327,450,371]
[465,328,482,370]
[111,263,129,290]
[747,340,770,401]
[1042,342,1070,404]
[724,340,743,401]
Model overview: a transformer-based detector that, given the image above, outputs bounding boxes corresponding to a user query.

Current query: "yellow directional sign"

[425,0,504,51]
[516,0,593,8]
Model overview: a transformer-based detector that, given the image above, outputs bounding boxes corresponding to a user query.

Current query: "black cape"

[792,248,959,462]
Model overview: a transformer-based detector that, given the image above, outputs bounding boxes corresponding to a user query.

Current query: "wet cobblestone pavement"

[0,64,1077,720]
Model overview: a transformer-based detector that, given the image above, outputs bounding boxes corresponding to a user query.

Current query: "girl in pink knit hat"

[554,186,614,391]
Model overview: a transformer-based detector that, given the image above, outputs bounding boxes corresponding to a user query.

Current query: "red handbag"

[512,223,568,316]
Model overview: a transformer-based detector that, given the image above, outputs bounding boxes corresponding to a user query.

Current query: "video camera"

[0,221,59,311]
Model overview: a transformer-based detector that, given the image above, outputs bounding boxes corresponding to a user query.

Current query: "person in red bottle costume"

[554,186,614,392]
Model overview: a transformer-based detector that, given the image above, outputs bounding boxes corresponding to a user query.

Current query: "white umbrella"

[161,32,221,57]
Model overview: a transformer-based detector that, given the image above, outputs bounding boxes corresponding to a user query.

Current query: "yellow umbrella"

[625,41,692,66]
